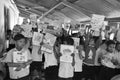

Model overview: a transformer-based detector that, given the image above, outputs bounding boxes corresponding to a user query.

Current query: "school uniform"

[73,49,85,80]
[114,50,120,75]
[58,52,74,80]
[83,45,98,80]
[44,51,58,80]
[5,48,32,80]
[31,45,43,72]
[59,62,74,80]
[94,47,107,80]
[99,51,117,80]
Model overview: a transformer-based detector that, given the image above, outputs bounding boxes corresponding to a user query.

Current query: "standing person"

[31,45,43,80]
[42,34,58,80]
[99,40,117,80]
[73,45,85,80]
[114,42,120,75]
[83,31,102,80]
[31,31,44,80]
[94,40,107,80]
[5,34,32,80]
[58,37,75,80]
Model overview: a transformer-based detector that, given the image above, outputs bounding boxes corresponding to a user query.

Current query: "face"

[107,44,115,53]
[15,39,26,50]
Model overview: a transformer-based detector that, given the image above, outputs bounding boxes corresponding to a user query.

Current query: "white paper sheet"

[60,45,74,63]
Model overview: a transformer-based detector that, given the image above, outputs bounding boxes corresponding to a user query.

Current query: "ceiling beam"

[17,4,42,16]
[19,13,29,18]
[15,0,48,12]
[39,2,63,19]
[39,0,95,20]
[105,17,120,22]
[62,1,94,17]
[17,6,33,14]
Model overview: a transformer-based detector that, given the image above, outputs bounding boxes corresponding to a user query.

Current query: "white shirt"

[5,48,32,79]
[74,49,85,72]
[95,48,106,66]
[32,45,42,61]
[114,51,120,64]
[101,52,116,68]
[44,51,57,69]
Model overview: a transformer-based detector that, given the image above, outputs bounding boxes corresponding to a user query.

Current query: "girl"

[58,37,75,80]
[73,45,85,80]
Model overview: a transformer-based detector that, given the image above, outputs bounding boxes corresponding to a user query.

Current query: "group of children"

[0,24,120,80]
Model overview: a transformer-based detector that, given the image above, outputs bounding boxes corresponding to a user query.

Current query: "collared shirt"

[5,48,32,79]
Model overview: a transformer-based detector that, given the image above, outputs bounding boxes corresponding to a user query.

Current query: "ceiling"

[14,0,120,22]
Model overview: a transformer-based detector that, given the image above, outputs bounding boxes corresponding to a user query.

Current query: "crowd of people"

[0,22,120,80]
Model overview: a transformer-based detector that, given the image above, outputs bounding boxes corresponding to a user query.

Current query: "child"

[94,40,107,80]
[5,34,32,80]
[114,42,120,75]
[99,40,117,80]
[83,30,102,80]
[31,32,44,80]
[58,37,74,80]
[42,34,58,80]
[73,45,85,80]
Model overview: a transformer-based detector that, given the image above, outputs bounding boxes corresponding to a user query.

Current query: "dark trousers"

[73,72,83,80]
[45,66,58,80]
[82,64,96,80]
[10,75,30,80]
[99,66,116,80]
[115,68,120,75]
[58,77,73,80]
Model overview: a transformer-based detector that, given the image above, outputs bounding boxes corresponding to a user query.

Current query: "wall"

[0,0,19,48]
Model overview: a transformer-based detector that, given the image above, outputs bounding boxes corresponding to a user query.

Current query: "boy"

[114,42,120,75]
[5,34,32,80]
[99,40,117,80]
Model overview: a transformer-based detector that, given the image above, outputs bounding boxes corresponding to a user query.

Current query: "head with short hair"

[106,40,116,53]
[63,37,74,45]
[14,34,26,51]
